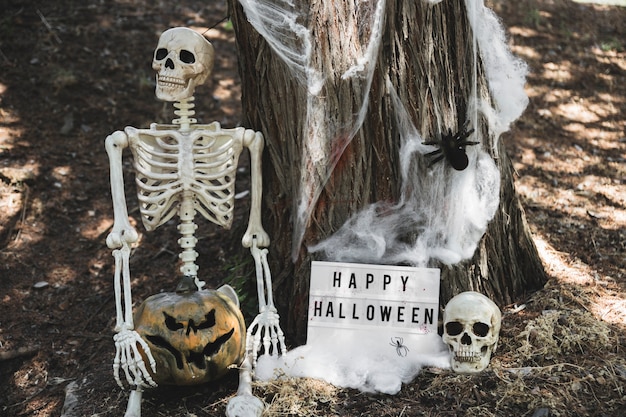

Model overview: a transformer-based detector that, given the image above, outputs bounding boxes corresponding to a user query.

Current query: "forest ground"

[0,0,624,416]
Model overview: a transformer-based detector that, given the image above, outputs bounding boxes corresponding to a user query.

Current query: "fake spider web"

[238,0,386,260]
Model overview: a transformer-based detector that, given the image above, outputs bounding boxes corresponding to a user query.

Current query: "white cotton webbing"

[238,0,386,260]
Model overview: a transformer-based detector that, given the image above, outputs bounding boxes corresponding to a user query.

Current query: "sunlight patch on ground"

[46,265,78,287]
[516,174,626,231]
[573,0,626,6]
[507,45,540,60]
[542,62,573,84]
[79,216,113,240]
[0,85,23,154]
[508,26,540,38]
[533,235,625,326]
[557,101,617,124]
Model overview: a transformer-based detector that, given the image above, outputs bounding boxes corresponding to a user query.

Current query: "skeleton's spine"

[178,192,199,280]
[173,97,196,131]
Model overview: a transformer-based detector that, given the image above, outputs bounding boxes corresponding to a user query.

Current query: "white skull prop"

[152,27,215,102]
[442,291,501,373]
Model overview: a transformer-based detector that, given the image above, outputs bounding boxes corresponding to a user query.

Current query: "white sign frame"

[307,261,441,356]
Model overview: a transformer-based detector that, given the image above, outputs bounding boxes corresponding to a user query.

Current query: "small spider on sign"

[423,121,479,171]
[390,336,410,357]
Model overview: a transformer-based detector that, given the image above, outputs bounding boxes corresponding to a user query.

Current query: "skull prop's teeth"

[455,354,481,362]
[158,75,187,87]
[455,347,481,362]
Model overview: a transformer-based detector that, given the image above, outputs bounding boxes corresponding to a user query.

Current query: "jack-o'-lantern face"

[134,284,245,385]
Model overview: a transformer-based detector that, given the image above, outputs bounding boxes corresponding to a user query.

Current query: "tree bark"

[229,0,547,345]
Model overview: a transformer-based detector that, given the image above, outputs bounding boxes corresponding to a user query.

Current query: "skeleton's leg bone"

[225,358,264,417]
[124,387,143,417]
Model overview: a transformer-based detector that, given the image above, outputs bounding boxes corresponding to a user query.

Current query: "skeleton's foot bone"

[225,394,264,417]
[226,358,264,417]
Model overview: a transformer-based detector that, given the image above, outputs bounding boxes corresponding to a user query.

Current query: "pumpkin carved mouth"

[146,327,235,370]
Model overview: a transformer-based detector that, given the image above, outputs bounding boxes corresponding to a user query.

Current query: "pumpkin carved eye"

[187,309,216,334]
[164,313,183,331]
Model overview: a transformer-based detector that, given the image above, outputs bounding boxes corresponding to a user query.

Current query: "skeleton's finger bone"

[131,342,157,387]
[134,332,157,374]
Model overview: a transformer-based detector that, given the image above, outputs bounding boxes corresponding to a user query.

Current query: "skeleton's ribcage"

[129,129,241,231]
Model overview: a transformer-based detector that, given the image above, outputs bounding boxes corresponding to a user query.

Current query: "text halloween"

[310,297,435,328]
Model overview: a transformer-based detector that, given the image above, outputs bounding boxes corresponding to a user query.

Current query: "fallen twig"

[36,9,62,44]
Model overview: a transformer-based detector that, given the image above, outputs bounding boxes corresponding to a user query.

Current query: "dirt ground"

[0,0,624,416]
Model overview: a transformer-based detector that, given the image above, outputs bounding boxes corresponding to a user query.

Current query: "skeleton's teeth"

[158,76,186,86]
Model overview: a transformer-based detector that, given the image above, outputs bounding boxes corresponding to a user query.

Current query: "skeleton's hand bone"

[246,307,286,368]
[113,329,157,389]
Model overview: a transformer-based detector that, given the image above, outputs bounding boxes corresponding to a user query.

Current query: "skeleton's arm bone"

[105,130,138,248]
[242,129,270,248]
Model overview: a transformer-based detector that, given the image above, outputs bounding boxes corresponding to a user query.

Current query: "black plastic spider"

[423,122,478,171]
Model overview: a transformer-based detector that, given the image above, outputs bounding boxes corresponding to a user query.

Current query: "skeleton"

[105,27,286,417]
[442,291,501,373]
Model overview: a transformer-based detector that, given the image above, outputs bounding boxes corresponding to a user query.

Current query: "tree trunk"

[228,0,547,345]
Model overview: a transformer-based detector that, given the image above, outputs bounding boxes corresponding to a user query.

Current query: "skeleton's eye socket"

[445,321,463,336]
[179,50,195,64]
[155,48,168,60]
[473,322,490,337]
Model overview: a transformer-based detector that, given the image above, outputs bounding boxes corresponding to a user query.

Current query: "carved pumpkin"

[134,283,245,385]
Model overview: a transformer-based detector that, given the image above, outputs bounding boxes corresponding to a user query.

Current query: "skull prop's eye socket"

[445,321,463,336]
[473,322,490,337]
[179,49,196,64]
[155,48,168,60]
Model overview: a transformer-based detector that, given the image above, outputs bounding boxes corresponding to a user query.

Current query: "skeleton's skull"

[442,291,501,373]
[152,27,215,102]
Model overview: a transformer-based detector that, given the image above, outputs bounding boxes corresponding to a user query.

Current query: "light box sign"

[307,261,441,356]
